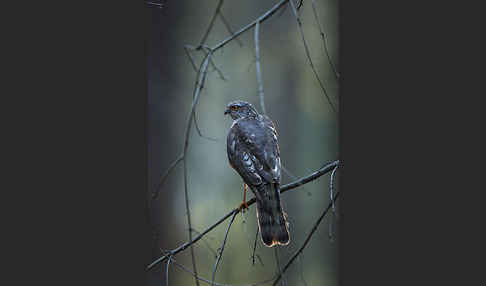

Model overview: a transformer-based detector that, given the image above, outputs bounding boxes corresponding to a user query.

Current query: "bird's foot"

[238,201,249,213]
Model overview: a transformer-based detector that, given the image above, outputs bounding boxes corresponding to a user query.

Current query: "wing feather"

[229,116,281,185]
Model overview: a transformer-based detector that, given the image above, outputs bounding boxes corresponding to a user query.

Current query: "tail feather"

[254,183,290,247]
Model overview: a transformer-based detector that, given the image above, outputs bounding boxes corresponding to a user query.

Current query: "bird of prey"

[224,100,290,247]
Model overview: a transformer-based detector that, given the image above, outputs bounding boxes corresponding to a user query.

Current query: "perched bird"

[224,100,290,247]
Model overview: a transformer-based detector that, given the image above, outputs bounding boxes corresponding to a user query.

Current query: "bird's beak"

[224,108,230,115]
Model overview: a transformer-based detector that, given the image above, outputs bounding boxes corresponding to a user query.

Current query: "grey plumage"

[225,100,289,247]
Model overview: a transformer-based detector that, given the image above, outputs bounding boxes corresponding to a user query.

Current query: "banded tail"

[254,183,290,247]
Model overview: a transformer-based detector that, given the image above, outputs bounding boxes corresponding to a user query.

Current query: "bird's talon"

[238,201,249,212]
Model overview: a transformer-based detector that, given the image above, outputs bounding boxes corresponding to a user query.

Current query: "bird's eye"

[231,106,239,111]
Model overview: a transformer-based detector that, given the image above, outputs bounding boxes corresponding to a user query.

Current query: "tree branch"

[199,0,225,48]
[272,190,340,286]
[181,51,213,286]
[147,159,339,271]
[211,0,289,52]
[166,254,172,286]
[288,0,336,113]
[211,211,238,286]
[152,154,184,201]
[252,227,260,266]
[311,0,339,80]
[219,13,244,47]
[254,20,266,115]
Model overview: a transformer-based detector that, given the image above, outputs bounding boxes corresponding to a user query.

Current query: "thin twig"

[330,165,338,213]
[272,191,340,286]
[202,46,228,82]
[185,45,227,82]
[193,112,219,141]
[254,20,266,115]
[199,0,225,48]
[184,45,222,142]
[147,160,339,271]
[329,165,339,242]
[182,51,213,286]
[219,13,244,47]
[211,211,238,286]
[252,227,260,265]
[184,45,200,73]
[166,255,172,286]
[212,0,289,52]
[288,0,336,113]
[311,0,340,80]
[152,154,184,200]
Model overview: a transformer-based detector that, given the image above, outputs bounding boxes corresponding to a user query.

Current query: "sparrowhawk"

[224,100,290,247]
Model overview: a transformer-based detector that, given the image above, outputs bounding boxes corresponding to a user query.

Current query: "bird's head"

[224,100,259,120]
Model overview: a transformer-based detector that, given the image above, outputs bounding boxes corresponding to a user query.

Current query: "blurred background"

[147,0,339,285]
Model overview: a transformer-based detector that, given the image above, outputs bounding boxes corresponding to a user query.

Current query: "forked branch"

[147,160,339,271]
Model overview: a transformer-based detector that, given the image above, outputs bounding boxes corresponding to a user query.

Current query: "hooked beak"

[224,108,230,115]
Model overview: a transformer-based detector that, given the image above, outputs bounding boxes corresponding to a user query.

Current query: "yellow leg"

[238,184,249,212]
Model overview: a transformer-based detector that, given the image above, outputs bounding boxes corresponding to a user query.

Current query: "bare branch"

[252,227,260,266]
[219,13,244,47]
[272,191,340,286]
[203,47,228,82]
[199,0,225,48]
[166,255,172,286]
[182,51,213,286]
[211,211,238,286]
[212,0,289,52]
[185,44,227,82]
[184,45,200,73]
[288,0,336,113]
[147,160,339,271]
[311,0,340,80]
[193,112,219,142]
[254,20,266,115]
[328,165,339,242]
[183,45,221,141]
[330,165,338,213]
[152,154,184,201]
